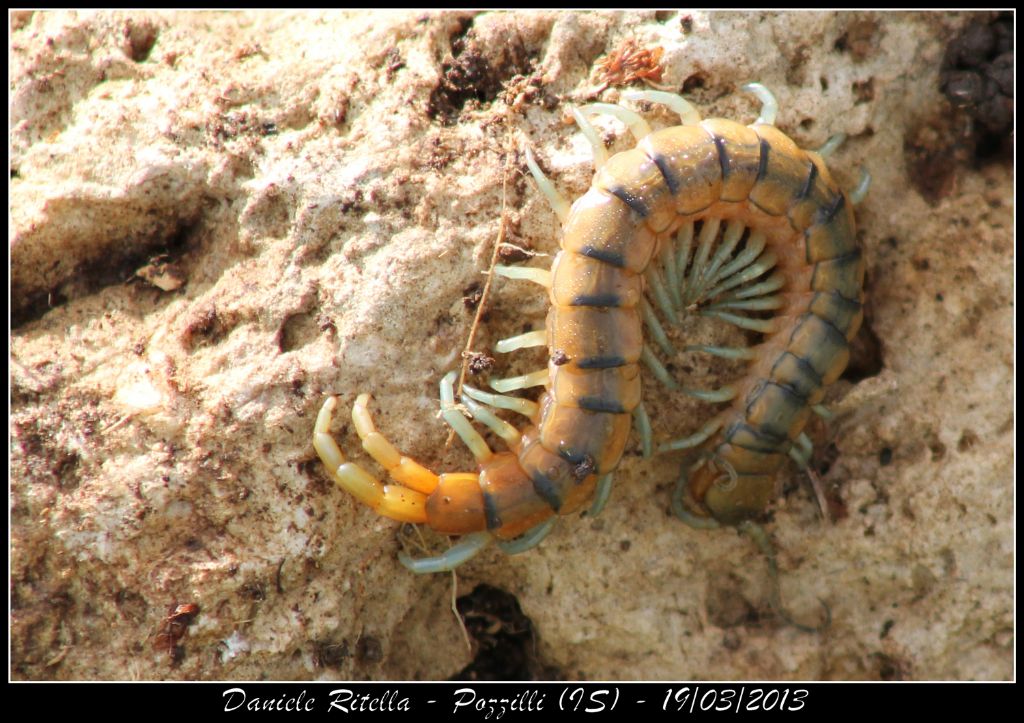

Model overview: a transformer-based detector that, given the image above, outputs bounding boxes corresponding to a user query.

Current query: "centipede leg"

[461,384,539,419]
[577,102,652,141]
[621,89,702,126]
[672,455,722,530]
[494,329,547,352]
[588,473,615,517]
[439,371,494,463]
[687,219,745,302]
[397,531,493,574]
[658,416,724,454]
[494,517,558,555]
[490,368,549,393]
[737,521,831,633]
[460,392,522,448]
[816,133,847,157]
[523,145,570,223]
[494,265,552,289]
[633,402,653,459]
[788,433,814,468]
[849,168,871,205]
[570,106,608,170]
[314,396,431,523]
[641,298,676,356]
[812,404,834,421]
[741,82,779,126]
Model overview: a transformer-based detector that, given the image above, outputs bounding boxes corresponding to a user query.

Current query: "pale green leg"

[398,531,493,574]
[495,518,558,555]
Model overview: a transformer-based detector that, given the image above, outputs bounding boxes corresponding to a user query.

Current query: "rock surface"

[11,10,1012,680]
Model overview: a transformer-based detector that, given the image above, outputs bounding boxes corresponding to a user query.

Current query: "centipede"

[314,83,867,615]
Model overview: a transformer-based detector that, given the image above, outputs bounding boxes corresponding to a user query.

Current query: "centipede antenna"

[461,384,539,418]
[490,368,548,393]
[494,329,547,353]
[494,264,553,288]
[633,402,653,459]
[741,82,779,126]
[495,518,557,554]
[578,102,652,141]
[440,371,493,463]
[816,133,846,158]
[523,145,571,224]
[738,521,831,633]
[849,167,871,205]
[621,89,702,126]
[571,106,609,170]
[588,473,615,517]
[398,531,493,574]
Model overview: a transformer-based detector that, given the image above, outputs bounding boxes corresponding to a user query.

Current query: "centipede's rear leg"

[314,395,434,524]
[314,373,494,572]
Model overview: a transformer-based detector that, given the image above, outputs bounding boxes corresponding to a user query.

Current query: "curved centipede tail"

[738,521,831,633]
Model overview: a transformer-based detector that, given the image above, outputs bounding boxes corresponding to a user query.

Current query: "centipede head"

[688,458,778,527]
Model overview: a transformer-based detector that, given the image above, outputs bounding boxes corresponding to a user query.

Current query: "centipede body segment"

[314,83,864,576]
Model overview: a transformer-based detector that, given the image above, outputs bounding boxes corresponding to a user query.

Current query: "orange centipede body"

[314,83,865,578]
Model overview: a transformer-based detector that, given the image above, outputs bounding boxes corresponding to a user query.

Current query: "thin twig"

[445,107,515,449]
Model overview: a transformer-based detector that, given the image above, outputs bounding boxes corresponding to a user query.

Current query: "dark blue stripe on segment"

[815,289,863,316]
[482,490,503,530]
[571,292,622,307]
[756,137,770,180]
[791,313,846,349]
[724,421,786,452]
[796,161,818,200]
[746,381,805,423]
[791,352,823,388]
[577,395,627,414]
[649,151,681,195]
[580,244,626,269]
[767,351,819,402]
[530,469,563,511]
[814,191,845,225]
[576,355,628,369]
[713,134,730,180]
[607,184,649,217]
[811,250,863,304]
[811,309,848,343]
